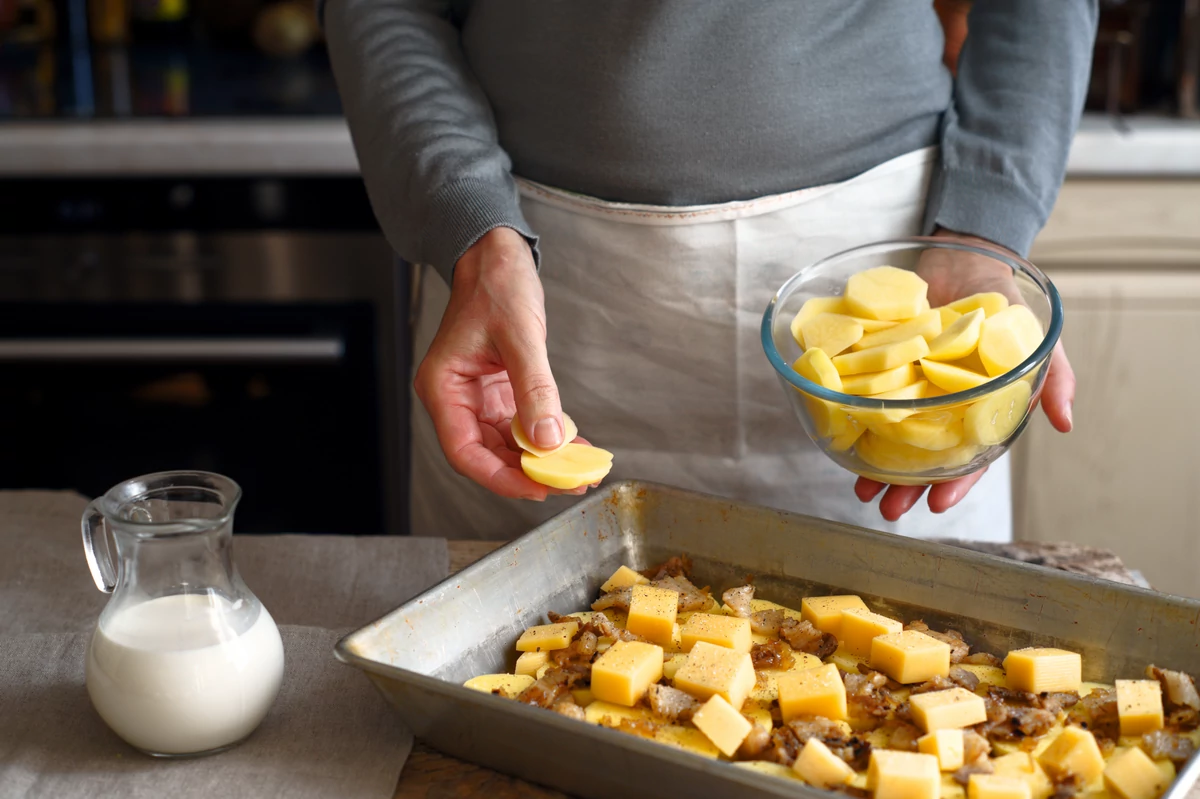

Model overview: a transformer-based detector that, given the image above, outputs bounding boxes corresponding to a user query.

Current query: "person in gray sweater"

[323,1,1091,540]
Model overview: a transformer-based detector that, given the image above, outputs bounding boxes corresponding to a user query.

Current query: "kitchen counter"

[0,113,1197,178]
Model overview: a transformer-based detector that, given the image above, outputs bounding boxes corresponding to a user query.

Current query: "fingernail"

[572,487,588,495]
[533,417,563,449]
[1065,403,1074,431]
[522,492,545,502]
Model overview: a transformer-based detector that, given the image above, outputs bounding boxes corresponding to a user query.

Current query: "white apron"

[409,147,1012,543]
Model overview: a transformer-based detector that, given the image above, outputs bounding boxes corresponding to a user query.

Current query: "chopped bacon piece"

[646,684,701,723]
[751,608,785,636]
[962,652,1003,667]
[723,585,755,618]
[779,617,838,658]
[950,666,981,692]
[738,723,773,759]
[615,717,660,739]
[1142,729,1197,764]
[906,620,970,663]
[752,639,796,671]
[1148,665,1200,711]
[550,697,586,721]
[652,574,712,613]
[591,586,632,613]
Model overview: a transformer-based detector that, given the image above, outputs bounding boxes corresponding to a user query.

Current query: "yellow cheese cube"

[793,738,856,788]
[926,309,986,363]
[654,724,721,759]
[802,313,866,357]
[801,595,869,636]
[691,693,753,757]
[792,296,849,347]
[871,630,952,684]
[515,650,549,677]
[680,612,752,654]
[845,266,930,321]
[663,622,685,654]
[919,729,965,771]
[943,775,968,799]
[938,306,963,328]
[978,305,1043,377]
[516,621,579,652]
[1003,648,1082,694]
[992,753,1036,778]
[750,652,824,703]
[570,687,593,707]
[778,662,848,722]
[672,641,757,710]
[840,607,904,657]
[920,359,992,393]
[663,653,688,681]
[1115,680,1164,735]
[1037,726,1105,785]
[590,640,664,707]
[841,362,920,396]
[957,664,1007,688]
[869,749,941,799]
[969,775,1032,799]
[963,381,1033,447]
[600,565,649,593]
[1104,747,1170,799]
[520,443,613,490]
[584,700,653,726]
[627,584,679,646]
[833,335,930,376]
[910,688,988,732]
[871,417,966,452]
[948,292,1010,318]
[736,760,805,782]
[463,673,535,698]
[853,310,943,351]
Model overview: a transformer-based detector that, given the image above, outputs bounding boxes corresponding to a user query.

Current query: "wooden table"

[390,539,1146,799]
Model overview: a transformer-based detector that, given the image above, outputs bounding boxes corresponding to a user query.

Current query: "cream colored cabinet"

[1015,181,1200,598]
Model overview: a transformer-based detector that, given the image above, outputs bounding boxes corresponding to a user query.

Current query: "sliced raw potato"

[511,411,580,457]
[948,292,1010,318]
[793,348,844,392]
[845,377,927,426]
[791,296,847,347]
[963,381,1033,446]
[856,431,980,474]
[870,380,928,401]
[952,350,990,377]
[978,305,1044,377]
[871,417,965,452]
[937,306,963,329]
[925,309,986,363]
[854,317,901,333]
[829,418,868,452]
[794,348,856,441]
[841,362,919,396]
[920,360,992,394]
[833,336,930,376]
[521,443,614,489]
[852,310,942,352]
[845,266,930,321]
[463,673,534,698]
[801,313,865,357]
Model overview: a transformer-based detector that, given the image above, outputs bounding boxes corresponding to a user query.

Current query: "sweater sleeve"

[925,0,1098,256]
[321,0,538,284]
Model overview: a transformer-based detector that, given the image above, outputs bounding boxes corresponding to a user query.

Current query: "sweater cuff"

[925,167,1046,257]
[422,177,541,285]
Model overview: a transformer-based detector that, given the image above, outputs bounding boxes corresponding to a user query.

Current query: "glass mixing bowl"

[761,237,1063,486]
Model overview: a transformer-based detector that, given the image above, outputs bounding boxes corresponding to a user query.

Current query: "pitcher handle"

[82,499,117,593]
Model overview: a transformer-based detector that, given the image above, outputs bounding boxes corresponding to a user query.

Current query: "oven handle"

[0,338,345,362]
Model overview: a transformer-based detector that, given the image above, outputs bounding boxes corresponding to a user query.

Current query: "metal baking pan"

[335,480,1200,799]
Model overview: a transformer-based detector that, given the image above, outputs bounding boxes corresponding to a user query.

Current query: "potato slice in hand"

[833,336,929,376]
[978,305,1044,377]
[964,381,1033,446]
[512,411,580,457]
[920,360,991,394]
[801,313,864,357]
[521,443,614,489]
[925,309,986,362]
[948,292,1009,318]
[845,266,930,321]
[852,310,941,352]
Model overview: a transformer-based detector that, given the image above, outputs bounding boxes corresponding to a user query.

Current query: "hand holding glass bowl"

[762,237,1067,517]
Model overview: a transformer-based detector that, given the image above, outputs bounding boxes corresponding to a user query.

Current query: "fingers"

[493,318,565,452]
[857,467,988,520]
[1040,341,1075,433]
[877,485,929,522]
[927,467,988,514]
[855,478,886,503]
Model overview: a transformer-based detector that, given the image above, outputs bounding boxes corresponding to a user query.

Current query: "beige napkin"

[0,490,449,799]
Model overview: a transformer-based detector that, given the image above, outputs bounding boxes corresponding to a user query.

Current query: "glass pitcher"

[82,470,284,757]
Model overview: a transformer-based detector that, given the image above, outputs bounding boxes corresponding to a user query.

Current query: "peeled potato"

[521,443,614,489]
[948,292,1010,317]
[964,380,1033,446]
[978,305,1044,377]
[919,359,992,393]
[937,306,962,329]
[511,411,580,457]
[851,309,942,352]
[844,266,929,321]
[833,335,929,376]
[790,296,847,347]
[464,673,535,698]
[794,348,854,440]
[856,431,980,474]
[840,362,918,396]
[868,379,928,401]
[793,348,843,392]
[800,313,864,357]
[871,417,965,452]
[925,308,986,362]
[843,372,924,427]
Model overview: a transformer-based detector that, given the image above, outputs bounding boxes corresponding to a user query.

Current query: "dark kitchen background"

[0,0,1197,539]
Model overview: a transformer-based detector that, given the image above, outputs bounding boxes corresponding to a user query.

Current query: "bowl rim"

[761,236,1064,410]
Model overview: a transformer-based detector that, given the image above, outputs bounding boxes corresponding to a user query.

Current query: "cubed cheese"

[750,652,824,703]
[991,752,1056,799]
[515,621,579,652]
[680,612,752,654]
[1104,748,1171,799]
[462,673,534,698]
[626,584,679,646]
[793,738,856,788]
[590,640,664,707]
[910,688,988,733]
[663,653,688,681]
[600,565,649,593]
[778,662,848,722]
[1037,726,1105,785]
[691,694,754,757]
[918,729,965,771]
[801,595,869,636]
[869,749,941,799]
[968,775,1032,799]
[840,608,904,657]
[672,641,757,710]
[515,650,549,677]
[1115,679,1164,736]
[1004,648,1082,694]
[871,630,952,684]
